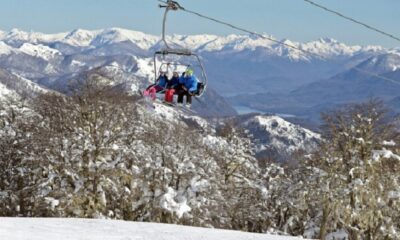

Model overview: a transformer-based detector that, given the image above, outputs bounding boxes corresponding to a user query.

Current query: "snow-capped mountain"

[62,28,99,47]
[90,28,159,49]
[236,114,321,161]
[1,28,66,47]
[0,41,14,55]
[0,28,393,60]
[0,68,50,99]
[19,43,62,61]
[356,53,400,73]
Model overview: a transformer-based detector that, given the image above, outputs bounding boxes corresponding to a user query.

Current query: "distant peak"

[67,28,91,34]
[8,28,28,36]
[101,27,145,35]
[318,37,338,44]
[10,28,24,33]
[281,39,298,47]
[65,29,95,37]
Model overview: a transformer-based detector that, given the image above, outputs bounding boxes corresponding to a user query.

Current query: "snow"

[383,140,396,146]
[71,60,86,67]
[166,33,370,60]
[5,28,32,43]
[197,34,242,51]
[10,73,50,95]
[0,218,302,240]
[153,102,181,121]
[357,53,400,73]
[169,34,219,51]
[1,27,398,64]
[325,229,348,240]
[44,197,60,210]
[301,38,362,57]
[19,43,61,60]
[160,187,191,218]
[134,57,154,82]
[4,28,67,45]
[388,191,400,199]
[0,41,14,55]
[255,116,319,139]
[372,149,400,161]
[90,28,159,49]
[0,82,15,100]
[242,115,321,154]
[203,135,226,148]
[103,61,123,76]
[62,28,99,47]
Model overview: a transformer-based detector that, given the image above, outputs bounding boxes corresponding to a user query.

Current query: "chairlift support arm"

[159,0,183,49]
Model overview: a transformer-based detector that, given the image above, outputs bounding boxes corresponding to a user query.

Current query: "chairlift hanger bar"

[158,0,185,50]
[161,62,191,68]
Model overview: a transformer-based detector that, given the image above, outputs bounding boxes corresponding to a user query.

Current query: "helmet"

[185,69,194,76]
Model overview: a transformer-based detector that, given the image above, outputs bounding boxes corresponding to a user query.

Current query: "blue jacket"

[179,75,198,93]
[157,75,168,88]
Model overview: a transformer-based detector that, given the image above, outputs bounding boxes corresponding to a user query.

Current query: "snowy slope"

[62,29,99,47]
[355,53,400,73]
[240,115,321,159]
[0,41,14,55]
[0,218,302,240]
[0,69,49,98]
[0,82,16,100]
[90,28,159,49]
[19,43,61,60]
[3,29,66,46]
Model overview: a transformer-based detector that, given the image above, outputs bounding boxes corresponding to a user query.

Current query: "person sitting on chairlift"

[177,69,198,108]
[164,71,180,103]
[167,71,180,89]
[144,71,168,101]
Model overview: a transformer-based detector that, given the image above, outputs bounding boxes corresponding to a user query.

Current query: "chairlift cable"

[302,0,400,43]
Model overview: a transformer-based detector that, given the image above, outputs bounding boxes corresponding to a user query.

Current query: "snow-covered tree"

[0,76,272,233]
[0,96,46,216]
[300,100,400,239]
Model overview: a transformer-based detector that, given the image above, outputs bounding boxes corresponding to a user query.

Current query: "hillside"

[228,52,400,121]
[240,115,320,161]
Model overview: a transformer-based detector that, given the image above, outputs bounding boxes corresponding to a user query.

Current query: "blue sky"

[0,0,399,47]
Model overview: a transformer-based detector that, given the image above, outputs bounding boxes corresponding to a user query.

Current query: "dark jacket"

[168,76,180,89]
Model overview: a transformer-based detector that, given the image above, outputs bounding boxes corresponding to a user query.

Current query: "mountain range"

[1,27,400,122]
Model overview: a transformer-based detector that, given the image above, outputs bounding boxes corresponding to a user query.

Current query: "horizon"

[1,27,398,50]
[0,0,399,48]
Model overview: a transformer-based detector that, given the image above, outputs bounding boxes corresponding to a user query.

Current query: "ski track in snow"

[0,218,303,240]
